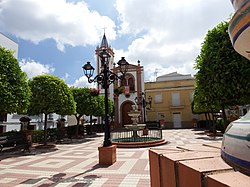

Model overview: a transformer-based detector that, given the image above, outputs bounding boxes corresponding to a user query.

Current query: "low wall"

[163,121,193,129]
[149,143,249,187]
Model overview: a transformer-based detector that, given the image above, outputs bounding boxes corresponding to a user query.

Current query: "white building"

[0,32,18,58]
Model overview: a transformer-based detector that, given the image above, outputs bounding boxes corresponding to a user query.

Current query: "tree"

[83,92,113,135]
[28,75,76,145]
[194,21,250,128]
[90,95,113,134]
[0,47,30,119]
[71,87,114,136]
[92,96,113,117]
[70,87,92,137]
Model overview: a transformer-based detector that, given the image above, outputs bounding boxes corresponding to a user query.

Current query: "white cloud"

[71,76,94,88]
[0,0,116,51]
[19,59,55,78]
[115,0,233,39]
[1,0,235,85]
[114,0,234,79]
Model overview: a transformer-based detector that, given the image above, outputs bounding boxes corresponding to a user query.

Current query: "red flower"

[90,88,99,96]
[114,86,124,96]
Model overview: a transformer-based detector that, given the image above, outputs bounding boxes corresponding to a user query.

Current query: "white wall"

[0,33,18,58]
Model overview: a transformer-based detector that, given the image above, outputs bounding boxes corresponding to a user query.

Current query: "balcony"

[169,105,184,109]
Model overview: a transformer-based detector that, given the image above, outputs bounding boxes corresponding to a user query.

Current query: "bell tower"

[95,33,115,75]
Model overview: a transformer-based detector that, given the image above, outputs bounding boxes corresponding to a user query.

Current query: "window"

[48,114,54,120]
[128,77,135,92]
[120,74,135,92]
[155,94,162,103]
[172,92,180,106]
[190,91,194,101]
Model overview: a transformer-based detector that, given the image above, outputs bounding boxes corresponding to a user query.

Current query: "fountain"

[111,104,167,148]
[124,105,146,138]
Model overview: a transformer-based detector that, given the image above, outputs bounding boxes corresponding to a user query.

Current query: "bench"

[0,132,31,153]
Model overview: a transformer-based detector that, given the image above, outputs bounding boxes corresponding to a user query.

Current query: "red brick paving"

[0,129,223,186]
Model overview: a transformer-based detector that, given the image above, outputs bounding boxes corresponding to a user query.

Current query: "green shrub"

[31,130,44,143]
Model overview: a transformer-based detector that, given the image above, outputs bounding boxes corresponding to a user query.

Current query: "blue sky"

[0,0,234,87]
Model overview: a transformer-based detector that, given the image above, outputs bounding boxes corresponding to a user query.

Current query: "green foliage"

[71,87,111,137]
[66,125,85,137]
[1,130,20,136]
[28,75,75,144]
[194,21,250,113]
[31,130,44,143]
[0,47,30,114]
[70,87,91,117]
[114,86,124,95]
[28,75,76,115]
[192,84,220,113]
[71,87,113,118]
[70,87,113,136]
[92,96,113,117]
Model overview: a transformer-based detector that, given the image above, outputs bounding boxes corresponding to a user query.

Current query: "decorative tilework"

[0,129,222,186]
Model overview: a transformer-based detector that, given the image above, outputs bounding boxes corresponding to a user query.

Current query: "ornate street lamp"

[83,50,128,147]
[135,92,152,123]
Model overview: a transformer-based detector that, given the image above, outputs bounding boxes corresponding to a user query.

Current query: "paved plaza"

[0,129,223,187]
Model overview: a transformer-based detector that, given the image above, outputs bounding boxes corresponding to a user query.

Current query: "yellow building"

[145,72,200,128]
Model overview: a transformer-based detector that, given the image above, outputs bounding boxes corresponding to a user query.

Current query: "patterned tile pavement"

[0,129,223,187]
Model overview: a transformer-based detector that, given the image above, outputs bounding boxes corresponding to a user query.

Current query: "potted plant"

[90,88,99,96]
[114,86,124,96]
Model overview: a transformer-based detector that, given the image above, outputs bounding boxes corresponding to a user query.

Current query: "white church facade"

[95,34,145,128]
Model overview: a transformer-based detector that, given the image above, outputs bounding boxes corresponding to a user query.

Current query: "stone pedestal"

[22,130,33,144]
[98,145,117,165]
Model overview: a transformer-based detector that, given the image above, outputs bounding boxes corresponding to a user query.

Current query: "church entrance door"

[121,102,133,126]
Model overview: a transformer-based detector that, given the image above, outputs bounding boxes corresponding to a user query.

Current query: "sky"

[0,0,234,88]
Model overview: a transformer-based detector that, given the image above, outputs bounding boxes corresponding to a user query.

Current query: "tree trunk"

[208,113,213,132]
[75,114,79,138]
[74,114,83,138]
[90,115,93,135]
[221,106,228,132]
[205,112,208,121]
[212,113,216,135]
[44,114,48,145]
[0,112,7,122]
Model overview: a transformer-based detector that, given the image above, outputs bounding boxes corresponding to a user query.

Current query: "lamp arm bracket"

[106,71,126,86]
[87,73,104,84]
[86,69,127,87]
[87,77,95,84]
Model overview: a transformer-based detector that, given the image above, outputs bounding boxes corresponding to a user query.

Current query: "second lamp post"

[135,92,152,123]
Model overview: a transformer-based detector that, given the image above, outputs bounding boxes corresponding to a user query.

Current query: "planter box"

[98,145,117,165]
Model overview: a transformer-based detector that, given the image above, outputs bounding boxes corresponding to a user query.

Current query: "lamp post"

[82,50,128,147]
[135,92,152,123]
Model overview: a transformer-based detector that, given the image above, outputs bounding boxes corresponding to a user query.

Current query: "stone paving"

[0,129,223,187]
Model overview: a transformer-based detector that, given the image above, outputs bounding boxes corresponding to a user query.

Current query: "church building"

[95,34,145,128]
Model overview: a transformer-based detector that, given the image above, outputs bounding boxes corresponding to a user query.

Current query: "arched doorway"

[121,101,134,126]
